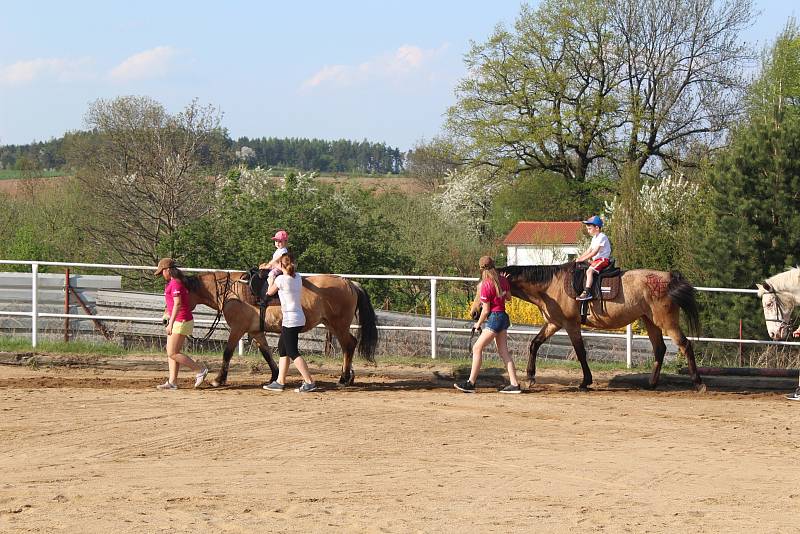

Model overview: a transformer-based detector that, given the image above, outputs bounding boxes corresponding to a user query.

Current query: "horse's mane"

[765,267,800,292]
[185,275,202,292]
[499,262,573,285]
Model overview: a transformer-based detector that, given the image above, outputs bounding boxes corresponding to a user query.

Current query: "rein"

[195,273,233,342]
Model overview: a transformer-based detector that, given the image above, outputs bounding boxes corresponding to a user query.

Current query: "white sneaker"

[156,381,177,390]
[194,367,209,388]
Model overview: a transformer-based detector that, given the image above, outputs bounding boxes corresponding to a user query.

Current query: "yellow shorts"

[172,320,194,336]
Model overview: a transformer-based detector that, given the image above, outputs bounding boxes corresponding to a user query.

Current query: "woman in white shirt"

[262,253,318,393]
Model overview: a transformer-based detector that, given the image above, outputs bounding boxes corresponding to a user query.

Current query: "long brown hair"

[167,266,187,284]
[279,253,296,277]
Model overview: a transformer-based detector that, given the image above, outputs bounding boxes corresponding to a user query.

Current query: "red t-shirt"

[479,276,511,313]
[165,278,193,322]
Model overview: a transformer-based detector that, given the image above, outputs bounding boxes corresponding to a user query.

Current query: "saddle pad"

[566,267,622,300]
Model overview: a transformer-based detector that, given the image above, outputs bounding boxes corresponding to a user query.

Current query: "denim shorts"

[485,311,510,333]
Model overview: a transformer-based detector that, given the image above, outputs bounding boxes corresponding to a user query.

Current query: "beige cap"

[154,257,176,276]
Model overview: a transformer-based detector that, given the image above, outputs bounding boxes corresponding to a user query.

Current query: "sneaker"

[499,384,522,394]
[786,388,800,401]
[454,380,476,393]
[156,381,177,390]
[294,381,318,393]
[576,290,593,301]
[263,381,285,392]
[194,367,209,388]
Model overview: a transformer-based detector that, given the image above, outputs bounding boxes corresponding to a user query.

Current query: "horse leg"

[641,316,666,389]
[663,323,705,393]
[564,323,593,390]
[527,322,560,388]
[210,327,247,387]
[252,331,279,383]
[337,329,359,387]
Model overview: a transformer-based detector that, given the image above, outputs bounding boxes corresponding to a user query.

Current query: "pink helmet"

[271,230,288,241]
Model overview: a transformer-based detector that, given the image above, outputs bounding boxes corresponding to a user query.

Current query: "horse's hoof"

[210,380,221,388]
[526,380,535,391]
[338,370,355,388]
[645,382,657,391]
[695,383,707,394]
[579,384,592,391]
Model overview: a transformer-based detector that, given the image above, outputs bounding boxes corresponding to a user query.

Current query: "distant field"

[0,169,65,180]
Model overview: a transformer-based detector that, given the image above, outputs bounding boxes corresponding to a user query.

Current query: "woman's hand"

[165,322,173,336]
[473,322,482,331]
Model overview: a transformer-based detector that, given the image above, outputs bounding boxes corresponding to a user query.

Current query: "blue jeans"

[485,311,510,333]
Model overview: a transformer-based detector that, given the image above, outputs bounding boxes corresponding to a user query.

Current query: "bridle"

[764,287,795,341]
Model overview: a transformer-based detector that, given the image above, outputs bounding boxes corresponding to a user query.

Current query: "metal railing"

[1,259,798,367]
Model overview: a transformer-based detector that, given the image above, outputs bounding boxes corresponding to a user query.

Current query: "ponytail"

[482,268,506,299]
[279,253,296,277]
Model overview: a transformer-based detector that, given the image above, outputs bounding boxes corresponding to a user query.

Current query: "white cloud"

[0,57,93,86]
[109,46,177,82]
[301,43,448,90]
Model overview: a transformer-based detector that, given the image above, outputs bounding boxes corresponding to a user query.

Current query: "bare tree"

[66,96,224,265]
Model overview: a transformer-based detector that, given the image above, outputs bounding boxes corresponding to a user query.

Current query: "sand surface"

[0,359,798,533]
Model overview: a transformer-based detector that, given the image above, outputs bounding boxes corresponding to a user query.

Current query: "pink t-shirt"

[479,276,511,313]
[165,278,193,322]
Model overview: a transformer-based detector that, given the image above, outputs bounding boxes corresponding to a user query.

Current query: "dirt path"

[0,361,797,533]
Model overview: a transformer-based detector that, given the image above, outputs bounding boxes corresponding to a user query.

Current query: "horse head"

[756,281,795,340]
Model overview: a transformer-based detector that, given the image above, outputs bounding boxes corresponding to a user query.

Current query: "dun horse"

[470,262,703,391]
[185,271,378,387]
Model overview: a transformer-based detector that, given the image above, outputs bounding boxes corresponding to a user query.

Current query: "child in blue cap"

[575,216,611,301]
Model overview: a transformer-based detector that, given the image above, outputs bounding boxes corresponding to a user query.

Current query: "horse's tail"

[668,271,700,337]
[353,282,378,363]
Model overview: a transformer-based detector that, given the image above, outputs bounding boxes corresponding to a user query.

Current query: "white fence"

[0,259,798,367]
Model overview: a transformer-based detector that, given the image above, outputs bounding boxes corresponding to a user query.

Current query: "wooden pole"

[738,319,743,366]
[64,268,70,342]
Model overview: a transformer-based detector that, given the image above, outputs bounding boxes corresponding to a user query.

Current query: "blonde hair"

[481,265,506,299]
[279,253,296,277]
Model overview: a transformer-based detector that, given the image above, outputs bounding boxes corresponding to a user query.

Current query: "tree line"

[0,131,405,176]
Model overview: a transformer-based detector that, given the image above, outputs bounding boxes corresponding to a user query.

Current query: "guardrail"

[0,259,797,367]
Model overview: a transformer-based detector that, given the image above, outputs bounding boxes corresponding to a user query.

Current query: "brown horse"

[185,271,378,387]
[469,262,703,391]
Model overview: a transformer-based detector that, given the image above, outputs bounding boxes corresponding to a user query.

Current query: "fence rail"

[0,259,797,367]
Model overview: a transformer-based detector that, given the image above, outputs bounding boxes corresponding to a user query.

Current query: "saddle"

[241,266,281,331]
[566,260,623,324]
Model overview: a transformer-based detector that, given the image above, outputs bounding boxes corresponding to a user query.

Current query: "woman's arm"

[474,301,490,330]
[266,277,279,296]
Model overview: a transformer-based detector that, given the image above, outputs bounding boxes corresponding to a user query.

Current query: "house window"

[567,253,576,262]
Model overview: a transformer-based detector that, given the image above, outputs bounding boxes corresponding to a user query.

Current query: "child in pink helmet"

[259,230,290,288]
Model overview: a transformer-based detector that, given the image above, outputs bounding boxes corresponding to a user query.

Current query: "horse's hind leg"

[662,321,705,393]
[641,316,667,389]
[338,329,358,387]
[527,322,560,389]
[252,331,279,383]
[564,323,593,390]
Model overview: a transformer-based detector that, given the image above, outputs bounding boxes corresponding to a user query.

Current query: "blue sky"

[0,0,797,150]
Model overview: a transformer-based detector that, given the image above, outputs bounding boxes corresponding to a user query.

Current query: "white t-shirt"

[272,247,288,262]
[591,232,611,260]
[275,273,306,328]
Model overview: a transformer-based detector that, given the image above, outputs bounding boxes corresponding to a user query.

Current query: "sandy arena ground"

[0,358,798,533]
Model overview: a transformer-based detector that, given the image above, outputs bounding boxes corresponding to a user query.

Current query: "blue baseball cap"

[582,215,603,227]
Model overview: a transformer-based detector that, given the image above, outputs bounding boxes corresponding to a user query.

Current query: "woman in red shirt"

[154,258,208,390]
[455,256,521,394]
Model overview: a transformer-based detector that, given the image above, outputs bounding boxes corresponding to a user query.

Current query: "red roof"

[503,221,585,245]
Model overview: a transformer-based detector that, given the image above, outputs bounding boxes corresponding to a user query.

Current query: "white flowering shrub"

[435,166,504,237]
[605,174,701,228]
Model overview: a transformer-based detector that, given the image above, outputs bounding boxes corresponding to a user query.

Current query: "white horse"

[756,267,800,340]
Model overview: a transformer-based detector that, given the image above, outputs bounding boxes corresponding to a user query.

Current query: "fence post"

[238,337,244,356]
[31,263,39,348]
[625,323,633,368]
[430,277,437,359]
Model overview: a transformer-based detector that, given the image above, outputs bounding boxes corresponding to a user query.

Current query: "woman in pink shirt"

[454,256,521,394]
[154,258,208,390]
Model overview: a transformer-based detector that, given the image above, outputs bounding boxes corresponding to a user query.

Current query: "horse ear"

[762,282,772,292]
[755,283,764,296]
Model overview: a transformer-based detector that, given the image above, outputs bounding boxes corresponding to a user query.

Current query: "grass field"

[0,169,65,180]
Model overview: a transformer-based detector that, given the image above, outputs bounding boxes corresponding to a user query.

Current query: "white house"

[504,221,587,265]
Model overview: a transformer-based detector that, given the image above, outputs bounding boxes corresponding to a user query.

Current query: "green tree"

[748,18,800,121]
[697,110,800,338]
